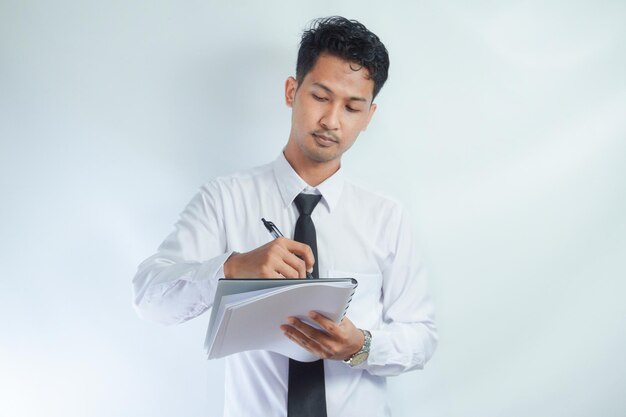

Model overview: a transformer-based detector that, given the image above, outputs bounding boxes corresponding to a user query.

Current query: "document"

[204,278,357,362]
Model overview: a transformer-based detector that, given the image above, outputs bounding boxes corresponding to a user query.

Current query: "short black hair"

[296,16,390,101]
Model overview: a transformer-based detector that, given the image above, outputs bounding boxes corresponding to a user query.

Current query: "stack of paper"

[204,278,357,362]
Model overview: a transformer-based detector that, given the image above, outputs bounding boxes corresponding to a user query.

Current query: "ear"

[362,103,378,131]
[285,76,298,108]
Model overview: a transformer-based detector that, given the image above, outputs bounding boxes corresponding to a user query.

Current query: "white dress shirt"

[133,152,437,417]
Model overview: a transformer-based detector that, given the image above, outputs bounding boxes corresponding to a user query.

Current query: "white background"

[1,1,625,416]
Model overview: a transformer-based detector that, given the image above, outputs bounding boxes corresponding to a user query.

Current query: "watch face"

[350,352,368,366]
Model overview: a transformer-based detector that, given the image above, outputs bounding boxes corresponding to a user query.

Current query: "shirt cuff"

[364,328,417,370]
[194,251,234,305]
[366,328,387,367]
[361,327,429,376]
[197,251,234,281]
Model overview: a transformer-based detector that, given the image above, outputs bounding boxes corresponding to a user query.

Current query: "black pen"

[261,218,314,279]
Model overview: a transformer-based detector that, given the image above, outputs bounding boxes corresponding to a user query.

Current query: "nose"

[319,103,340,130]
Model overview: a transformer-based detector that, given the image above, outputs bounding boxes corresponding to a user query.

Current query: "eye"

[346,106,361,113]
[312,94,328,102]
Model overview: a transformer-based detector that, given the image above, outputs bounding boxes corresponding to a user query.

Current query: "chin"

[304,148,340,164]
[295,141,338,164]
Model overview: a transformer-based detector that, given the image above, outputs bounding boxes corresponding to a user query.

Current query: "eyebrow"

[312,82,368,103]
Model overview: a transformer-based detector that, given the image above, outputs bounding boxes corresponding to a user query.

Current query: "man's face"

[285,53,377,166]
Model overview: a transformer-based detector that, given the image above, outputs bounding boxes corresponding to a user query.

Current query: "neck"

[283,144,340,187]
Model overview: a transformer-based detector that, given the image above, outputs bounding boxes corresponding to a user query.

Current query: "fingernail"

[307,268,313,273]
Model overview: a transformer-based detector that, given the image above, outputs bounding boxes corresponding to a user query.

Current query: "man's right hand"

[223,237,315,279]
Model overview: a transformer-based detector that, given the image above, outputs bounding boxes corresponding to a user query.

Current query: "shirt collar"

[272,151,345,213]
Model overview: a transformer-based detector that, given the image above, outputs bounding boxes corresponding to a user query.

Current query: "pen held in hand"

[261,218,314,279]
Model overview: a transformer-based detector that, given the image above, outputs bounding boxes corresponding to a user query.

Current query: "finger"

[308,311,339,334]
[282,250,307,278]
[287,317,332,345]
[273,259,300,278]
[271,238,311,276]
[281,324,332,357]
[282,240,315,272]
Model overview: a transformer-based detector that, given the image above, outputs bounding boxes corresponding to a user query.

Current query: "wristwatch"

[343,329,372,367]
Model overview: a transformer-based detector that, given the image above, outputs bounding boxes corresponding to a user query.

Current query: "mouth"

[312,133,338,147]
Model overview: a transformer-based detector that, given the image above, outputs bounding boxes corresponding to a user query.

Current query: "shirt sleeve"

[132,181,233,325]
[361,205,438,376]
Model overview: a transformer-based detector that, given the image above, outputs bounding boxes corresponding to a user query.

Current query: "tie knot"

[294,193,322,216]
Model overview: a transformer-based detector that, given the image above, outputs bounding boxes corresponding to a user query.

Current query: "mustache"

[312,130,339,142]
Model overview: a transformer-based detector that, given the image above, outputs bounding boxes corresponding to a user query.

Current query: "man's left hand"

[280,312,365,361]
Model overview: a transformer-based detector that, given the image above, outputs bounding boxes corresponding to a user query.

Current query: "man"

[133,16,437,417]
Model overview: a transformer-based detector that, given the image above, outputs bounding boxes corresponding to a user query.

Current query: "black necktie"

[287,193,327,417]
